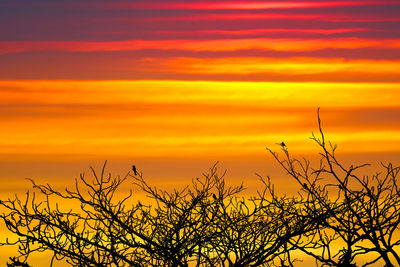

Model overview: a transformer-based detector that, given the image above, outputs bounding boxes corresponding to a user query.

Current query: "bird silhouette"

[132,165,137,175]
[276,142,286,147]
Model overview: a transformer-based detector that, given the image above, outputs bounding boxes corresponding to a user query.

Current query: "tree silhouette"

[0,163,312,266]
[1,110,399,266]
[267,109,400,266]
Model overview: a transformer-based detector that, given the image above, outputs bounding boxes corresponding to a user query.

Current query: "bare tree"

[128,163,244,266]
[0,162,311,266]
[1,109,399,266]
[267,108,400,266]
[1,162,147,266]
[207,177,312,267]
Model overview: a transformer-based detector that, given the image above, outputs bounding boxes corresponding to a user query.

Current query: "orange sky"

[0,1,400,264]
[0,0,399,186]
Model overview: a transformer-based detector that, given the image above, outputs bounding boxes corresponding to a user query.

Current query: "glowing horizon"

[0,0,399,250]
[1,1,400,263]
[1,0,399,167]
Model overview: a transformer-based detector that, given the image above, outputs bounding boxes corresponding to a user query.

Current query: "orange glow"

[1,38,400,54]
[1,80,400,106]
[1,1,400,265]
[160,57,400,75]
[0,80,399,162]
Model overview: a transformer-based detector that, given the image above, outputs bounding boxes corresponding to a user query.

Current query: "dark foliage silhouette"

[1,110,399,266]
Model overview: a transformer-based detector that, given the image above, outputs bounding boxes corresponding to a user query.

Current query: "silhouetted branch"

[1,109,399,266]
[266,108,400,267]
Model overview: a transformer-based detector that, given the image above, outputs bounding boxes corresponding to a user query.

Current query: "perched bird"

[212,193,217,200]
[132,165,137,175]
[276,142,286,147]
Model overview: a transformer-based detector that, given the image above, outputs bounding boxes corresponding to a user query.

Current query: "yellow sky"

[1,80,399,195]
[1,80,399,160]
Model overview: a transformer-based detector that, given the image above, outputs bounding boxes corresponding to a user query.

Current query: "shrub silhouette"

[0,111,399,266]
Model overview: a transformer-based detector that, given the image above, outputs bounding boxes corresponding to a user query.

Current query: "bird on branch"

[276,142,286,147]
[132,165,137,175]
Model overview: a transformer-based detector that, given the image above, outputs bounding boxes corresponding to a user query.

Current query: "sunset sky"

[1,0,400,208]
[1,0,400,264]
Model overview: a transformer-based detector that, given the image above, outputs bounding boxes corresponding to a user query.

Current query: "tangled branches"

[1,110,399,266]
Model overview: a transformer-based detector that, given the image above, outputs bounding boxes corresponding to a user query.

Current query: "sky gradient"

[1,1,400,263]
[1,0,400,179]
